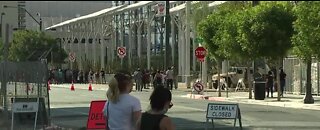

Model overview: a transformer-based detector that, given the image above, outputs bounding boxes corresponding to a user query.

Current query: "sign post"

[205,103,242,130]
[11,98,40,130]
[156,2,166,17]
[69,52,75,82]
[87,100,107,130]
[191,82,204,98]
[195,46,207,94]
[117,47,126,58]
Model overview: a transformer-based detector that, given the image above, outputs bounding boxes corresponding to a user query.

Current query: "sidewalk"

[50,83,108,91]
[183,91,320,111]
[49,83,320,111]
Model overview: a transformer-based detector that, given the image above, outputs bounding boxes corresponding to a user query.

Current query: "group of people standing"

[49,68,106,84]
[265,68,287,98]
[133,67,175,92]
[103,71,175,130]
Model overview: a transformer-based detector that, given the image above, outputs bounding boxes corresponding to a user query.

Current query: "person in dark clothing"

[279,68,287,97]
[84,71,89,84]
[142,70,150,89]
[154,70,163,89]
[100,68,106,84]
[266,70,274,98]
[137,87,175,130]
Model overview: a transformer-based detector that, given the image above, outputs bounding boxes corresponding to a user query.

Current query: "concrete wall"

[0,1,18,40]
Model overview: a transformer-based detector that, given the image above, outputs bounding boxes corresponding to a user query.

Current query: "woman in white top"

[103,71,142,130]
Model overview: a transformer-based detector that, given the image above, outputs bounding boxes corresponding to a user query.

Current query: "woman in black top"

[266,71,274,98]
[279,69,287,97]
[137,87,175,130]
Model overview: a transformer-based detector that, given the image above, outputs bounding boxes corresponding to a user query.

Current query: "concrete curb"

[184,94,320,111]
[50,84,108,91]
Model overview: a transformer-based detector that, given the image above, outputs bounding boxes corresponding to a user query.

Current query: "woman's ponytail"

[107,77,120,103]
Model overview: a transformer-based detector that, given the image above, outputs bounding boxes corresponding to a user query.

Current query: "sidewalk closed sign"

[206,104,237,119]
[12,102,39,113]
[87,100,107,130]
[205,103,242,130]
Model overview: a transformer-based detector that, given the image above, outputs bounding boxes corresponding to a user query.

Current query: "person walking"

[136,87,175,130]
[279,68,287,97]
[166,67,174,90]
[133,68,143,91]
[154,70,163,89]
[100,68,106,84]
[266,70,274,98]
[103,71,142,130]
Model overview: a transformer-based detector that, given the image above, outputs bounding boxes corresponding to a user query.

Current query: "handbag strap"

[106,101,110,130]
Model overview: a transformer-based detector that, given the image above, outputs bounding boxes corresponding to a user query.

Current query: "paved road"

[48,86,320,130]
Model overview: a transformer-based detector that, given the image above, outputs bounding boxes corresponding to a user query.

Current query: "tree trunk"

[247,62,252,99]
[304,59,314,104]
[218,59,222,97]
[252,1,259,6]
[276,59,281,101]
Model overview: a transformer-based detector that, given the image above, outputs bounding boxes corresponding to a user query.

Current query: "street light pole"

[0,13,5,38]
[3,5,41,31]
[37,13,42,31]
[164,1,171,69]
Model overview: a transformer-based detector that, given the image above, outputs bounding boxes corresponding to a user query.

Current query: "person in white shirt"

[103,71,142,130]
[165,67,174,90]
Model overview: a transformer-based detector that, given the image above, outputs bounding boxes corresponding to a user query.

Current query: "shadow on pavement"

[171,117,246,130]
[50,107,248,130]
[50,107,90,130]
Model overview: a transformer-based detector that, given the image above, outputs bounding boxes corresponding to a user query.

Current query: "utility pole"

[1,24,10,122]
[250,0,259,99]
[164,1,171,69]
[0,13,5,38]
[160,17,164,69]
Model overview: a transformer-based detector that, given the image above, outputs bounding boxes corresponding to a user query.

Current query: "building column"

[171,18,175,69]
[147,21,152,70]
[192,30,197,72]
[185,1,191,84]
[101,35,105,70]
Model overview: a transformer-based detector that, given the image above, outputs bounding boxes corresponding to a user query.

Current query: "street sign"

[193,82,204,93]
[12,102,39,113]
[195,37,204,44]
[206,104,238,119]
[117,47,126,58]
[195,47,207,62]
[205,103,242,130]
[87,100,107,130]
[11,98,40,130]
[156,2,166,17]
[68,52,75,62]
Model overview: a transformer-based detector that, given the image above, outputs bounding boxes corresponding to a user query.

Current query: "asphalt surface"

[44,86,320,130]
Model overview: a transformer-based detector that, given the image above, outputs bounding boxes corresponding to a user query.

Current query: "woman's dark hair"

[149,87,172,111]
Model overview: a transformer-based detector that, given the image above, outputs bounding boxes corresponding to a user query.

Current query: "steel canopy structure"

[45,1,227,85]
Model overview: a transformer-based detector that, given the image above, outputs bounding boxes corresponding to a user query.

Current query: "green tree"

[7,30,67,64]
[237,2,294,100]
[197,9,228,97]
[197,1,250,97]
[291,1,320,104]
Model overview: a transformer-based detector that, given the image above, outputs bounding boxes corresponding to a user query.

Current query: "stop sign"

[195,47,207,62]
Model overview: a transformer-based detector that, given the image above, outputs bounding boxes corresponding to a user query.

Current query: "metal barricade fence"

[0,61,50,125]
[283,57,320,95]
